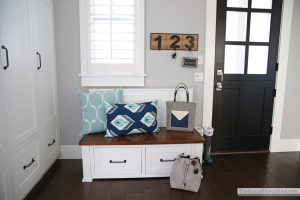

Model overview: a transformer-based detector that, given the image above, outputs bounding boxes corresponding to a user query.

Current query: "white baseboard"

[57,145,82,159]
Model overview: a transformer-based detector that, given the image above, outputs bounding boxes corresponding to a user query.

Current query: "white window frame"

[79,0,146,86]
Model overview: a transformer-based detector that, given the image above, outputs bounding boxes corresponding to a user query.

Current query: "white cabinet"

[30,0,58,130]
[0,0,60,199]
[82,144,203,181]
[0,0,39,149]
[0,159,12,200]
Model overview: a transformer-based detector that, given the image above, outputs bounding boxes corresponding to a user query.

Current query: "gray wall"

[280,0,300,139]
[53,0,206,145]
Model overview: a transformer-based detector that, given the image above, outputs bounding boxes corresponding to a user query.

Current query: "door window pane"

[247,46,269,74]
[249,13,271,42]
[227,0,248,8]
[226,12,248,41]
[224,45,246,74]
[251,0,272,9]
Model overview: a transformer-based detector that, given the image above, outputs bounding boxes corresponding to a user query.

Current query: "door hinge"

[274,89,276,97]
[270,127,273,134]
[276,63,279,71]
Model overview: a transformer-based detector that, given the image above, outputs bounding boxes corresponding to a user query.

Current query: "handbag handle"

[174,82,189,102]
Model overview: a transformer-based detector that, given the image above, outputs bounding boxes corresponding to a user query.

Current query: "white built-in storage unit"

[0,0,60,199]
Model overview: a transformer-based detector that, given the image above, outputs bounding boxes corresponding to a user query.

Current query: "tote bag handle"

[174,82,189,102]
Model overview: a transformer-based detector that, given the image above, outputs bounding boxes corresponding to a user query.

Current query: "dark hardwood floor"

[24,152,300,200]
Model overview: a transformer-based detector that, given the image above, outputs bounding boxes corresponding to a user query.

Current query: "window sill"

[78,74,147,87]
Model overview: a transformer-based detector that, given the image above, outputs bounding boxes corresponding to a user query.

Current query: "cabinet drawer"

[0,159,12,200]
[146,146,192,174]
[42,123,60,168]
[11,137,41,196]
[92,147,141,176]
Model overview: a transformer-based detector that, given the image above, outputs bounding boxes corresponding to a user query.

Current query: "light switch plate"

[198,55,203,64]
[195,73,203,81]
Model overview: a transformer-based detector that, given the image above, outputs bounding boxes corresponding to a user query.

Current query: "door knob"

[216,82,222,91]
[217,70,223,81]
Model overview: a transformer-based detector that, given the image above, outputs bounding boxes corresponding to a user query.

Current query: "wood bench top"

[79,127,205,146]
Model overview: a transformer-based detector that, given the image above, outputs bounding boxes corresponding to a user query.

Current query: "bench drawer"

[146,146,192,174]
[92,147,141,176]
[11,137,41,196]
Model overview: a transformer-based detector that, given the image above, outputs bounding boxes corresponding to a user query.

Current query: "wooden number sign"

[151,33,198,51]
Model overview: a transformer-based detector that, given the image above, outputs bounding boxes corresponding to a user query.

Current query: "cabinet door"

[0,89,7,161]
[0,0,39,148]
[29,0,58,130]
[0,159,12,200]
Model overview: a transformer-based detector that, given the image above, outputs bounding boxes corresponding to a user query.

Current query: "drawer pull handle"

[37,52,41,70]
[110,160,126,163]
[23,158,35,170]
[160,159,175,162]
[48,139,56,147]
[160,153,185,162]
[1,45,9,70]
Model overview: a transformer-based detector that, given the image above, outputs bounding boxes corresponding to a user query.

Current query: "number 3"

[185,36,195,49]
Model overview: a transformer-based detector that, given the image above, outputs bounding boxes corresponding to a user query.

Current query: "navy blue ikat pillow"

[104,100,160,137]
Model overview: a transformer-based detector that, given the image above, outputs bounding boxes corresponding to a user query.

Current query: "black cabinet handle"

[48,139,56,147]
[109,160,126,163]
[1,45,9,70]
[37,52,41,70]
[23,158,35,170]
[160,158,175,162]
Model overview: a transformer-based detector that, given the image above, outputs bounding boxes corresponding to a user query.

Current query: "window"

[224,0,273,75]
[79,0,145,86]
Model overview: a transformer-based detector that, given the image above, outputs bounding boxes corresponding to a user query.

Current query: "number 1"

[154,35,162,50]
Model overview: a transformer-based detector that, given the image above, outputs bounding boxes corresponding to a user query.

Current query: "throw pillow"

[78,88,122,136]
[104,100,160,137]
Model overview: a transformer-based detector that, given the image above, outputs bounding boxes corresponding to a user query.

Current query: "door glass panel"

[227,0,248,8]
[247,46,269,74]
[251,0,272,9]
[224,45,246,74]
[226,12,248,41]
[249,13,271,42]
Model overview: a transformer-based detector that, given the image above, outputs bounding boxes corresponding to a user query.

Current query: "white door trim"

[202,0,217,128]
[202,0,299,152]
[270,0,300,152]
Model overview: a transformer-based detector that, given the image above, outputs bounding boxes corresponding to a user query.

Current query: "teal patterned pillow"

[78,88,122,136]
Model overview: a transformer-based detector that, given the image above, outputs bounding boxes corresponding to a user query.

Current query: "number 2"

[170,35,180,49]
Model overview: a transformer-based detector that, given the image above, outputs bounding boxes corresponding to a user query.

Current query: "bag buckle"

[191,159,199,174]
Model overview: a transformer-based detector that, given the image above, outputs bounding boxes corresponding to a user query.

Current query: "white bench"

[79,127,205,182]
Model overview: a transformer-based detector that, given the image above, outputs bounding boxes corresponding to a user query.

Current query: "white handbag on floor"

[170,154,202,192]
